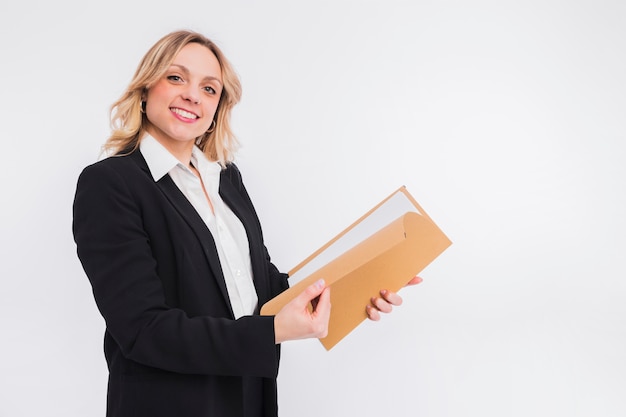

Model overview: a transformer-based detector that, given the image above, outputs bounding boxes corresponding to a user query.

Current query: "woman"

[73,30,418,417]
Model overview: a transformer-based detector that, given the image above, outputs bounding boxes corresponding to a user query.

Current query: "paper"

[260,186,452,350]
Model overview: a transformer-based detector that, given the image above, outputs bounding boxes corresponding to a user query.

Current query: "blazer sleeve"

[73,161,280,378]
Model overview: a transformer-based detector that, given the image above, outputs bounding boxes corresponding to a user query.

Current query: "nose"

[182,86,201,105]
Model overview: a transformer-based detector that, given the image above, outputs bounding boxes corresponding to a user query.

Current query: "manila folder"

[260,186,451,350]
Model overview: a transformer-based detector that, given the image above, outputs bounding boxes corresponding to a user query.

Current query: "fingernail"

[315,279,325,289]
[381,290,388,296]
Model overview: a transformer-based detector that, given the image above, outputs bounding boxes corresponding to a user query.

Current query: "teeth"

[172,108,198,119]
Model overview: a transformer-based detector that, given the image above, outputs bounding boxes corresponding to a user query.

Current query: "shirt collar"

[139,134,188,181]
[190,145,221,177]
[139,134,221,182]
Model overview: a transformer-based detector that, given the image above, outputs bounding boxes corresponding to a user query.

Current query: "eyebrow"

[170,64,223,85]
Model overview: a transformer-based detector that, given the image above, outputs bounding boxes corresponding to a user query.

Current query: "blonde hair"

[104,30,242,165]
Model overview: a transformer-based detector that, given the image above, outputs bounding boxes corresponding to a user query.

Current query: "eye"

[203,86,217,94]
[167,75,183,83]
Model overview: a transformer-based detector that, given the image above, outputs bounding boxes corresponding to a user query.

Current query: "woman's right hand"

[274,279,331,344]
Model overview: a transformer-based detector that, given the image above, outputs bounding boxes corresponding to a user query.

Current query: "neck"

[145,127,195,166]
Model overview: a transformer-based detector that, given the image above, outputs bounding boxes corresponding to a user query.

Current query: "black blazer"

[73,150,289,417]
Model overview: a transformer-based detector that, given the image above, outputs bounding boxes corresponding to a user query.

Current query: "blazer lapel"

[129,151,234,317]
[219,172,271,306]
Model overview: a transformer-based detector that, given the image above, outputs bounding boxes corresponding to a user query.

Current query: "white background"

[1,1,625,416]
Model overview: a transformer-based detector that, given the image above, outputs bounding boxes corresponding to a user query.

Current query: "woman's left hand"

[366,276,423,321]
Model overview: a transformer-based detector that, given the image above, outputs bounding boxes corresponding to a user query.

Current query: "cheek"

[145,87,170,119]
[145,83,170,106]
[204,101,220,120]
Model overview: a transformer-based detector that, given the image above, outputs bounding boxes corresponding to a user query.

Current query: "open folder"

[260,186,452,350]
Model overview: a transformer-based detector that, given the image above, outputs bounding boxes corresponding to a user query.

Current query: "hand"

[274,279,331,344]
[366,276,423,321]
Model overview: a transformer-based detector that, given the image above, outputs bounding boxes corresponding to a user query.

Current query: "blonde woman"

[73,30,412,417]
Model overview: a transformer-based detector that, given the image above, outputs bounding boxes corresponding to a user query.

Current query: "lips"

[171,107,199,120]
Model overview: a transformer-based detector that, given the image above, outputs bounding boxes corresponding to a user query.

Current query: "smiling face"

[144,42,223,160]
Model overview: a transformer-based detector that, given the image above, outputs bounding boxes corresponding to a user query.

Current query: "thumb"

[294,279,326,307]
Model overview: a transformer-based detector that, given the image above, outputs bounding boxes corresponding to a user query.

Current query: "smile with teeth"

[171,107,199,120]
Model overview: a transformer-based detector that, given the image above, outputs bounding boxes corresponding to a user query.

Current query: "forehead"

[172,43,222,80]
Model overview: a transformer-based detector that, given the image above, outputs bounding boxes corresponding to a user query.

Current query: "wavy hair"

[103,30,242,165]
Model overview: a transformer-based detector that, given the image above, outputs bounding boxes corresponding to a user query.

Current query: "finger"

[380,289,403,306]
[370,296,393,313]
[312,287,331,318]
[297,279,326,308]
[308,287,331,338]
[406,276,423,286]
[366,304,380,321]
